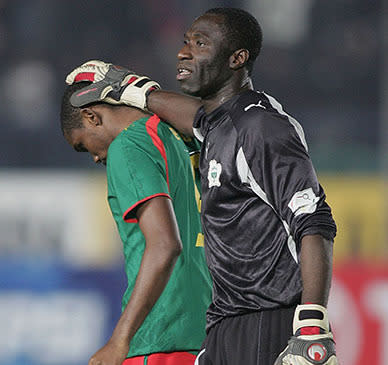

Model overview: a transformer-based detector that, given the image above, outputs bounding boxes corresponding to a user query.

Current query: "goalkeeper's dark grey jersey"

[193,90,337,330]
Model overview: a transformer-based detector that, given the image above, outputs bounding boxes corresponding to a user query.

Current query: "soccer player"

[60,75,212,365]
[67,7,338,365]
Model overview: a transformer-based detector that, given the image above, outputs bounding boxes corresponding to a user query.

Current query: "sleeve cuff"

[122,193,171,223]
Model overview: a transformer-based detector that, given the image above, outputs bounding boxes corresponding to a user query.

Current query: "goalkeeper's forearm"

[147,90,202,137]
[300,234,333,306]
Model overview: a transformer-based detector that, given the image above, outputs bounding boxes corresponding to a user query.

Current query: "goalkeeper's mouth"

[177,67,192,80]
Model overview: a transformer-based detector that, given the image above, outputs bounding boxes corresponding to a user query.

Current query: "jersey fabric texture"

[195,307,295,365]
[106,115,212,358]
[192,90,337,331]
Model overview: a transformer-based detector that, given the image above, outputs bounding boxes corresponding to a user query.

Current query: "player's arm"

[237,108,337,364]
[300,234,333,306]
[89,196,182,365]
[147,90,200,136]
[261,124,338,365]
[66,60,200,136]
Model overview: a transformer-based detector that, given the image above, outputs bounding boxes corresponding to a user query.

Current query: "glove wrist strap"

[293,304,330,334]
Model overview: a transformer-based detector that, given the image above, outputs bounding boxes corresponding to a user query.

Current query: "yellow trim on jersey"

[196,233,204,247]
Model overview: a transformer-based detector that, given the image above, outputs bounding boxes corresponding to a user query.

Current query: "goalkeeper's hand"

[274,304,338,365]
[65,60,160,110]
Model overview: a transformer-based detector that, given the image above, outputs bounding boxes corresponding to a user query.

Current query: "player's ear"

[229,48,249,70]
[80,107,102,127]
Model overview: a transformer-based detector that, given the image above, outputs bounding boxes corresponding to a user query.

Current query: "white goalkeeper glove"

[274,304,338,365]
[65,60,160,110]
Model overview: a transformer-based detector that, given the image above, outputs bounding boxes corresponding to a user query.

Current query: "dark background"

[0,0,383,172]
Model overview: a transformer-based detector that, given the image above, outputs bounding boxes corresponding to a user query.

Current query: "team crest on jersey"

[208,159,222,188]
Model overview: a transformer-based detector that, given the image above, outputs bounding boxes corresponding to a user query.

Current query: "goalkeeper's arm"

[274,235,338,365]
[300,234,333,306]
[146,90,201,137]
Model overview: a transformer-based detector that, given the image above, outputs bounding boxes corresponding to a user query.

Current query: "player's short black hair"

[60,81,91,134]
[204,7,263,75]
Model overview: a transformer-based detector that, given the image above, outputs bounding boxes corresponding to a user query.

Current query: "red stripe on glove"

[300,326,321,335]
[74,72,95,82]
[127,76,138,84]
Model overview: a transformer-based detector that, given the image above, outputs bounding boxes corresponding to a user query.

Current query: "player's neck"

[202,76,253,114]
[112,106,151,135]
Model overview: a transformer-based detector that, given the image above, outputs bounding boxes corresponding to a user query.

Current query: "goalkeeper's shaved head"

[204,8,262,75]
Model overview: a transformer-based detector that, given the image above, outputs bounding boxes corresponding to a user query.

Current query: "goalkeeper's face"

[177,14,233,97]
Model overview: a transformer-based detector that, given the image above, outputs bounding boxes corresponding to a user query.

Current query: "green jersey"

[106,115,211,358]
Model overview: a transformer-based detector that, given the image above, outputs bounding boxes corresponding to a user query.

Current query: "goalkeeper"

[61,67,212,365]
[67,7,338,365]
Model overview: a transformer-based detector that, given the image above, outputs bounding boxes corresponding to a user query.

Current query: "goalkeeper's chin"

[178,80,201,98]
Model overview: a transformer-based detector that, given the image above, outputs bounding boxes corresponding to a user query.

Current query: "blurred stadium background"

[0,0,387,364]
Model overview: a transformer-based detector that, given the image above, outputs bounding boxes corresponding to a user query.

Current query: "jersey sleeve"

[236,110,337,246]
[107,138,170,223]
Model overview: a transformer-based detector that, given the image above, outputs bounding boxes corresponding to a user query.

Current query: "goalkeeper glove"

[65,60,160,110]
[274,304,338,365]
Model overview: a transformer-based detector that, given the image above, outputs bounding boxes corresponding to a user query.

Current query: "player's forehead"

[185,14,226,40]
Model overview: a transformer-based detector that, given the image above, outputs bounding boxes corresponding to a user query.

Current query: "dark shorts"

[123,351,196,365]
[195,307,295,365]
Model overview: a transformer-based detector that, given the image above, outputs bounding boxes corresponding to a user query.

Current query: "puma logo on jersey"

[244,100,266,112]
[208,159,222,188]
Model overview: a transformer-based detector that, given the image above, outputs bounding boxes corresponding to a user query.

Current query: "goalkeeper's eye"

[196,40,205,47]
